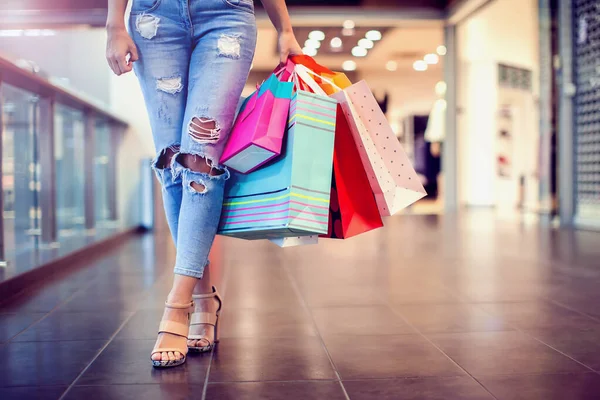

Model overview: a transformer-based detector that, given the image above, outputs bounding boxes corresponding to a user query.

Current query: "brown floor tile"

[0,386,66,400]
[479,372,600,400]
[454,282,549,302]
[0,313,45,342]
[302,285,386,307]
[65,384,203,400]
[115,309,163,340]
[0,340,106,387]
[343,376,495,400]
[312,306,413,336]
[13,311,133,342]
[220,307,317,338]
[528,327,600,370]
[206,381,347,400]
[323,334,465,379]
[427,331,588,378]
[384,283,464,305]
[209,337,336,382]
[224,285,302,310]
[395,304,510,333]
[77,339,210,385]
[479,302,600,330]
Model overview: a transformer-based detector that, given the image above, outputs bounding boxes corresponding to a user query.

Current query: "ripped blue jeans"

[129,0,256,278]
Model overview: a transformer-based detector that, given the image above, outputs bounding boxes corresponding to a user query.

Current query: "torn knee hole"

[177,153,226,177]
[189,180,207,194]
[155,146,179,169]
[188,117,221,144]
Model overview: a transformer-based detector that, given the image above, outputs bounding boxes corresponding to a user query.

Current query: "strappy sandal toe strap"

[188,287,222,352]
[151,301,193,368]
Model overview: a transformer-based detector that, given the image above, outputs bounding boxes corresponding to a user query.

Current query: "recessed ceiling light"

[342,28,355,37]
[365,30,382,41]
[413,60,427,71]
[305,39,321,49]
[342,60,357,71]
[343,20,355,29]
[330,37,343,49]
[308,30,325,41]
[303,47,318,57]
[352,46,368,57]
[424,53,439,64]
[436,45,447,56]
[358,38,374,49]
[386,61,398,71]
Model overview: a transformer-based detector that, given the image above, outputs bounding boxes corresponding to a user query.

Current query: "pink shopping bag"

[220,65,294,174]
[331,80,426,216]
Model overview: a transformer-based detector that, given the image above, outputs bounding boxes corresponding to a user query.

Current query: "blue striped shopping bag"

[218,90,337,239]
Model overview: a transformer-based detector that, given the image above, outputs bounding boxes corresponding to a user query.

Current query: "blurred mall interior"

[1,0,600,399]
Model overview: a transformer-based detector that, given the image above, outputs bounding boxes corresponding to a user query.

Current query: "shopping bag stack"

[217,55,426,246]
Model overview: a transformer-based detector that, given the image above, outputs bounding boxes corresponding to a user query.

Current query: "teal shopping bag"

[218,90,337,239]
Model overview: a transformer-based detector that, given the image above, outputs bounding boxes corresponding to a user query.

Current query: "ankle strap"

[192,286,220,300]
[164,300,194,309]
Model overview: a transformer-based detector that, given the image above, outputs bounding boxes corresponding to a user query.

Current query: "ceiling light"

[424,53,439,64]
[436,45,447,56]
[365,30,382,41]
[308,30,325,41]
[303,47,318,57]
[342,60,357,71]
[343,20,355,29]
[342,28,355,37]
[358,38,374,49]
[330,37,343,49]
[413,60,428,71]
[352,46,368,57]
[386,61,398,72]
[305,39,321,49]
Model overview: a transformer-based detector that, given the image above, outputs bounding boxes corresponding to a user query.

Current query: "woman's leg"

[129,9,190,244]
[128,4,196,363]
[175,0,257,348]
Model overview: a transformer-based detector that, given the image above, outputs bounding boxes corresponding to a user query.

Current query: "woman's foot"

[151,300,192,367]
[188,287,222,352]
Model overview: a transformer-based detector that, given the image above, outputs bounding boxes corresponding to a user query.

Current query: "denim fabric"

[129,0,256,278]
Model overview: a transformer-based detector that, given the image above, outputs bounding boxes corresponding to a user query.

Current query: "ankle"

[166,292,192,305]
[193,285,215,296]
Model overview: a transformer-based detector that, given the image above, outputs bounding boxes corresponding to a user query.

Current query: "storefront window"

[1,84,40,259]
[94,119,111,225]
[54,104,86,239]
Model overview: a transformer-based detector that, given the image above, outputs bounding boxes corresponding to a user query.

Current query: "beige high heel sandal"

[188,286,222,352]
[151,300,193,368]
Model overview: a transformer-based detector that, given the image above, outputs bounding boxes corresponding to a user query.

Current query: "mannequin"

[424,81,447,157]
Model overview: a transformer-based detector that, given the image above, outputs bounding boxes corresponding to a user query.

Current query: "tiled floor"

[1,213,600,399]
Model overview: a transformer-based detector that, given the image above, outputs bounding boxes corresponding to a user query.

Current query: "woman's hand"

[278,30,303,63]
[106,27,138,76]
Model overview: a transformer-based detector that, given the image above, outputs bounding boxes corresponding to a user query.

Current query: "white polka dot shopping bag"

[330,81,427,216]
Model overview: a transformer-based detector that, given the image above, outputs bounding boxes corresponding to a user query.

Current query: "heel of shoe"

[214,315,221,343]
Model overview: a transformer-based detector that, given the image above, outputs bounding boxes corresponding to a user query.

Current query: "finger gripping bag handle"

[274,59,296,81]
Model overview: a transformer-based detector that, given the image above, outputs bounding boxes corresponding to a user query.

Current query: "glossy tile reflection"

[0,214,599,399]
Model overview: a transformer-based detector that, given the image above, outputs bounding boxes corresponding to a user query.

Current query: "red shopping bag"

[321,104,383,239]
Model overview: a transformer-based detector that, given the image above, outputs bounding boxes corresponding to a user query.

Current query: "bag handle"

[290,55,334,75]
[294,64,343,95]
[274,59,296,80]
[292,64,327,96]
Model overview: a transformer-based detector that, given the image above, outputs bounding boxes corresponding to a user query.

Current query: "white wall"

[456,0,539,208]
[0,29,112,105]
